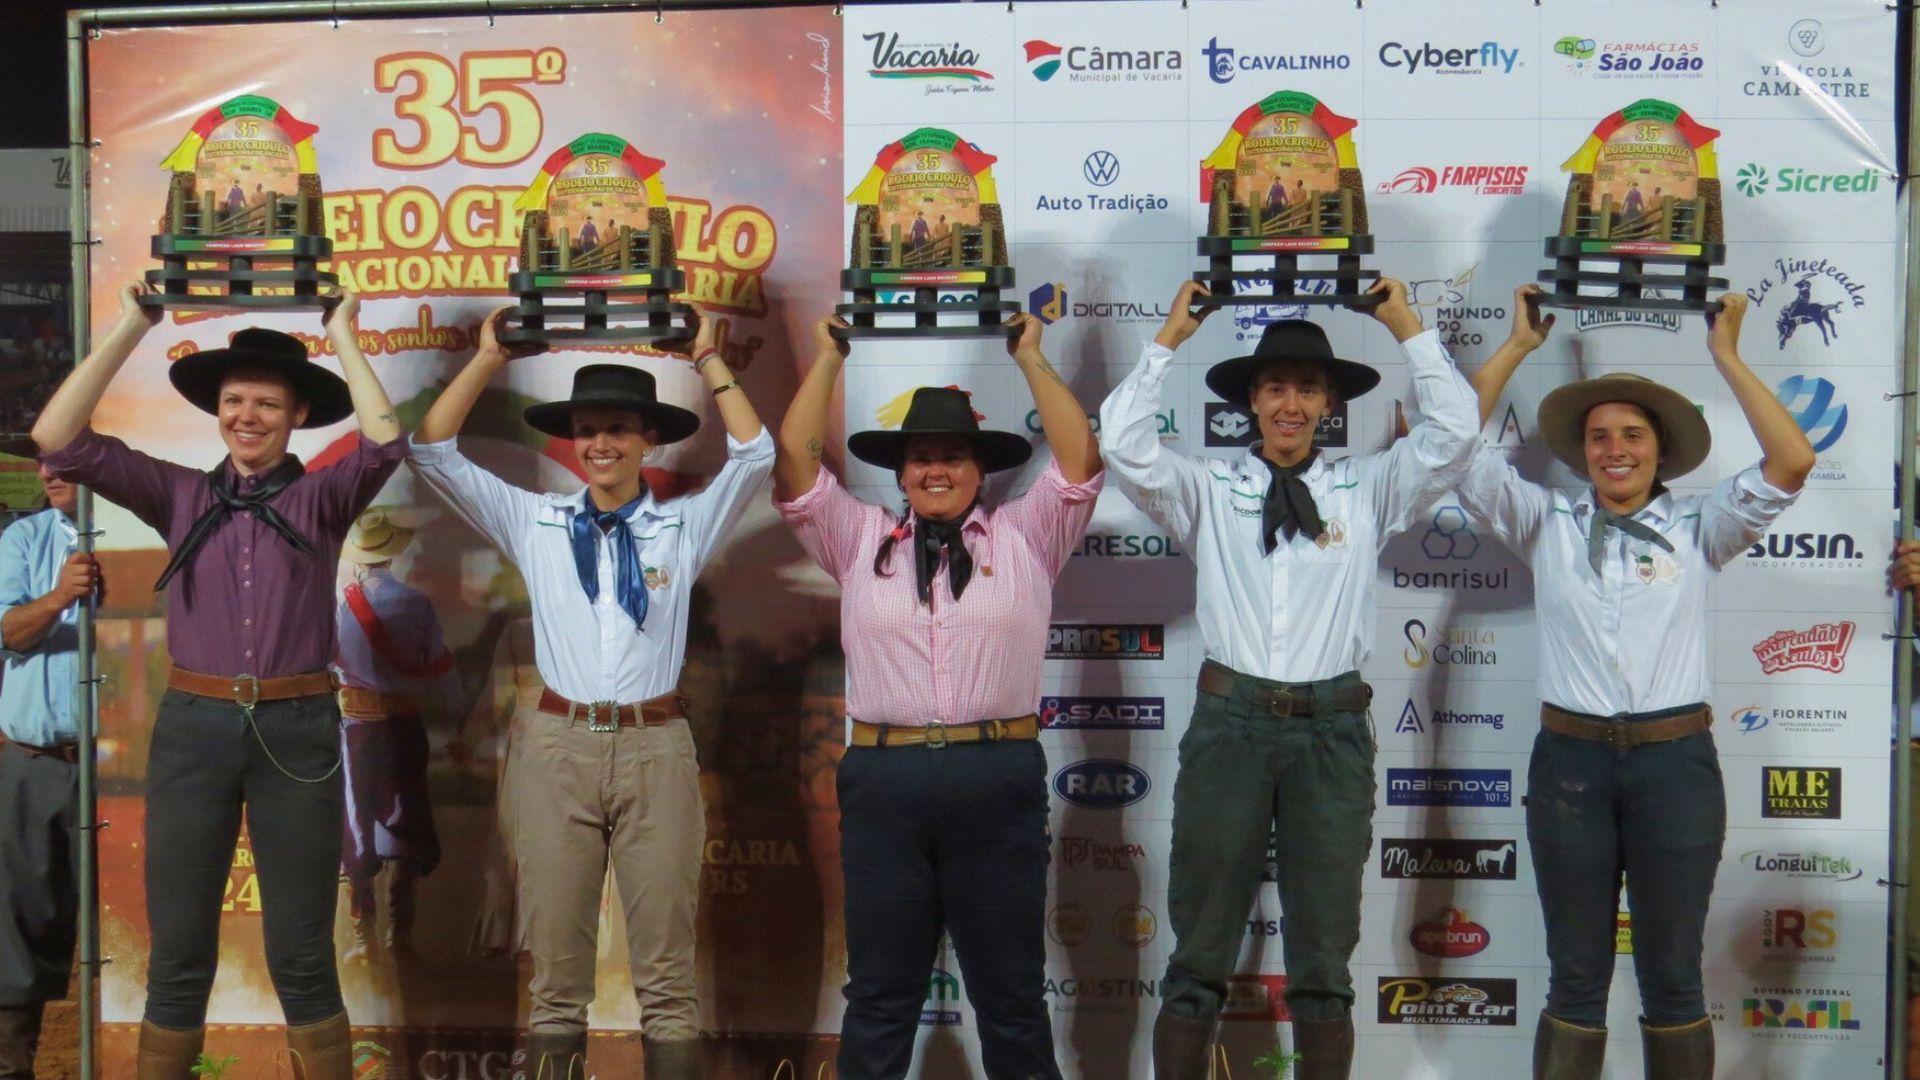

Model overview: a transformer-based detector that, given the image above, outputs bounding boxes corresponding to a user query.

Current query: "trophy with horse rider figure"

[1191,90,1381,311]
[498,132,695,347]
[141,94,334,309]
[1537,99,1727,315]
[833,128,1019,340]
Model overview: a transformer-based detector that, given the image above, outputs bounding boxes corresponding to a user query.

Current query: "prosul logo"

[1410,907,1491,958]
[1753,621,1856,675]
[1054,759,1151,809]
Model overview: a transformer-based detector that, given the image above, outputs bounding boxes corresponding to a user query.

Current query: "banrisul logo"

[1040,696,1166,730]
[1735,162,1883,198]
[861,32,993,82]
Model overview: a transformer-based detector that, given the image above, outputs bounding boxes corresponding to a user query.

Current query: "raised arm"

[1097,282,1215,538]
[687,308,763,445]
[774,316,847,501]
[324,290,401,442]
[1007,312,1099,483]
[417,307,521,445]
[1471,284,1556,426]
[1708,293,1815,494]
[32,283,159,453]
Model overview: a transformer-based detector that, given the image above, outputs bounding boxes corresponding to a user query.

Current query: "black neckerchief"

[154,455,313,591]
[1259,451,1324,555]
[911,510,975,605]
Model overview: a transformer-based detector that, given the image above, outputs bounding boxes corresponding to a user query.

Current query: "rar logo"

[1736,164,1769,197]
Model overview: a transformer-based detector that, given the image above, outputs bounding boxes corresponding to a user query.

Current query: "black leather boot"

[642,1036,702,1079]
[521,1029,588,1080]
[1151,1007,1215,1080]
[1533,1012,1606,1080]
[1292,1014,1355,1080]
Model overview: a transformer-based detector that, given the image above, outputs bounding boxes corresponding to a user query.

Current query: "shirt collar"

[1243,445,1326,483]
[1573,487,1673,526]
[573,486,668,524]
[900,502,991,540]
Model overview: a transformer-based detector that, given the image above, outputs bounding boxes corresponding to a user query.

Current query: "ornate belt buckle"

[585,700,620,733]
[1267,688,1294,718]
[924,721,949,749]
[232,673,261,709]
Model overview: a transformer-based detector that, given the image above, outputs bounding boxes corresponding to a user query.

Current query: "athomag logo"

[861,32,994,83]
[1742,849,1863,883]
[1034,149,1170,216]
[1378,40,1520,76]
[1021,38,1182,84]
[1762,766,1843,820]
[1381,838,1517,881]
[1054,759,1151,809]
[1200,36,1349,84]
[1752,621,1855,675]
[1730,703,1848,736]
[1745,20,1869,100]
[1377,978,1519,1026]
[1075,534,1182,559]
[1410,907,1491,958]
[1394,698,1505,733]
[1402,618,1497,669]
[1554,34,1704,77]
[1203,401,1347,450]
[1040,695,1166,729]
[1762,908,1837,955]
[1059,835,1147,871]
[1735,163,1884,199]
[922,967,962,1025]
[1374,165,1527,197]
[1744,989,1860,1034]
[1222,975,1292,1022]
[1386,768,1512,808]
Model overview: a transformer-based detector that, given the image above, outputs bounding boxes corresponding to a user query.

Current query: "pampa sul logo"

[1735,163,1884,199]
[1200,36,1350,84]
[861,32,994,84]
[1745,257,1865,351]
[1022,38,1183,84]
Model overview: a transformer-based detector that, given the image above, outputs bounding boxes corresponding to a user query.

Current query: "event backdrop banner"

[82,0,1895,1077]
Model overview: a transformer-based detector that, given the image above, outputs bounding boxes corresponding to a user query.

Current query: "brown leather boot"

[0,1003,44,1080]
[1151,1007,1215,1080]
[135,1020,205,1080]
[1639,1016,1712,1080]
[286,1012,353,1080]
[1533,1012,1606,1080]
[641,1037,702,1079]
[1292,1014,1354,1080]
[523,1030,587,1080]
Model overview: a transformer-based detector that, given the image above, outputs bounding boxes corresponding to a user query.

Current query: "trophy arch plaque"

[1192,91,1380,310]
[834,128,1018,340]
[500,133,694,347]
[1538,99,1727,313]
[141,94,334,309]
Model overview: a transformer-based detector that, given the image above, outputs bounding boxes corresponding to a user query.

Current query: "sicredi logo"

[1054,759,1151,809]
[1021,38,1182,83]
[1377,40,1521,75]
[1046,623,1165,660]
[1040,696,1166,730]
[1735,163,1883,198]
[1386,768,1512,807]
[1200,36,1350,84]
[1380,838,1518,880]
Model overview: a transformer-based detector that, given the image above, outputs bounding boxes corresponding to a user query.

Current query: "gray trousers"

[0,741,77,1007]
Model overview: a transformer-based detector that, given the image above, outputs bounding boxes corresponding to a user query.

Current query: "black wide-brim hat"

[522,364,701,444]
[1204,319,1381,404]
[847,386,1032,473]
[167,328,353,429]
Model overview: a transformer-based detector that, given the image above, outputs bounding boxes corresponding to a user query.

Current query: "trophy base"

[1537,235,1728,314]
[1192,234,1382,309]
[834,266,1020,340]
[140,233,336,310]
[501,268,696,347]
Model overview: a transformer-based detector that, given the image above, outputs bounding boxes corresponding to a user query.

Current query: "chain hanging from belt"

[233,674,343,786]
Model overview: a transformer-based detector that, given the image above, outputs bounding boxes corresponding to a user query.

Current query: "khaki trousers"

[505,703,704,1038]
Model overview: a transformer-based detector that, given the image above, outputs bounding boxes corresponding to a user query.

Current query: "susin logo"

[1378,40,1521,75]
[1054,759,1151,809]
[1046,624,1165,660]
[1040,696,1167,730]
[1745,531,1860,569]
[1386,768,1512,807]
[1380,838,1517,880]
[1762,766,1842,820]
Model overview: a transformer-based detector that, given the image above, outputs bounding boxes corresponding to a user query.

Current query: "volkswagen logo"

[1083,150,1120,187]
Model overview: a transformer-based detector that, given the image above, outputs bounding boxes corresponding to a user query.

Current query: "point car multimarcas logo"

[1409,907,1491,958]
[1377,977,1518,1026]
[1374,165,1527,196]
[1752,621,1855,675]
[1762,766,1842,820]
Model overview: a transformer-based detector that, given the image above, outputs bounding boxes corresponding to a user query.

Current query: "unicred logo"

[1024,39,1064,81]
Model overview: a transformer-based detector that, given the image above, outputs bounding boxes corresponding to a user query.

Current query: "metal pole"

[64,12,102,1080]
[1893,5,1919,1076]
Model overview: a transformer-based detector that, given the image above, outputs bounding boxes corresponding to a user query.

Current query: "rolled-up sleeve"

[407,435,540,563]
[774,466,878,584]
[40,426,190,535]
[1701,463,1798,569]
[994,459,1104,575]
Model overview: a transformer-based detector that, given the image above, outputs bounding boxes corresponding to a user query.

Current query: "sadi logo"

[1040,695,1166,730]
[1752,621,1855,675]
[1053,759,1151,809]
[1762,766,1843,820]
[1386,768,1512,807]
[1377,977,1519,1026]
[1021,38,1182,83]
[860,32,993,82]
[1046,623,1164,660]
[1410,907,1491,958]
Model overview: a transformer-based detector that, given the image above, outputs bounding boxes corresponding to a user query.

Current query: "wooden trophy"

[835,128,1018,340]
[500,133,693,346]
[1537,100,1727,313]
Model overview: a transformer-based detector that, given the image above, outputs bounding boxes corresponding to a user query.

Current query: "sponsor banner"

[1725,243,1896,378]
[1711,684,1886,758]
[1362,8,1534,121]
[843,7,1019,127]
[1536,0,1718,120]
[1714,611,1886,687]
[1707,901,1885,976]
[1373,835,1524,885]
[1047,749,1177,821]
[1352,894,1544,967]
[1010,123,1186,245]
[1379,502,1533,607]
[1365,608,1538,685]
[1718,118,1897,247]
[1368,688,1539,754]
[1718,6,1895,121]
[1707,971,1880,1044]
[1721,762,1878,830]
[1219,974,1292,1022]
[1368,240,1541,359]
[1381,765,1518,811]
[1013,3,1190,122]
[1716,828,1881,899]
[1362,126,1539,243]
[1374,975,1522,1027]
[1716,490,1891,614]
[1709,364,1892,494]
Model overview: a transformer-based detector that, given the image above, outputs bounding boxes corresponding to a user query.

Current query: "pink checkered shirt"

[776,461,1101,726]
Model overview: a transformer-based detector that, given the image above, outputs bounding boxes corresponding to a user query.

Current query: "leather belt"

[338,686,423,720]
[1541,703,1712,750]
[3,739,81,764]
[168,665,339,707]
[1196,660,1371,718]
[851,714,1040,748]
[537,687,688,732]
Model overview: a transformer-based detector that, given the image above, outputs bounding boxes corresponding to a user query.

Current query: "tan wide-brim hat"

[1537,373,1711,482]
[342,507,416,564]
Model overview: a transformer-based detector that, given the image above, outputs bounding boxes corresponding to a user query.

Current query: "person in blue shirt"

[0,443,98,1079]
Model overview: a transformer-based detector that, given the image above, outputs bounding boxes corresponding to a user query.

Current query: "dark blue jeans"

[143,689,345,1029]
[1526,715,1724,1027]
[835,738,1059,1080]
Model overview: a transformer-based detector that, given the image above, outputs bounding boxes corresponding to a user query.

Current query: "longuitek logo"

[1374,165,1527,196]
[1752,622,1855,675]
[861,32,993,81]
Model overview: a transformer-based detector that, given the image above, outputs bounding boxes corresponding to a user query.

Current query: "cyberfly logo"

[1024,39,1065,81]
[1421,505,1479,561]
[1054,759,1151,809]
[1773,375,1847,453]
[1378,40,1521,75]
[1083,151,1120,188]
[1737,164,1770,197]
[1028,282,1068,324]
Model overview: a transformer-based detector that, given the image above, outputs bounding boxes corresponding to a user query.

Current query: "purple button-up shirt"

[43,426,406,678]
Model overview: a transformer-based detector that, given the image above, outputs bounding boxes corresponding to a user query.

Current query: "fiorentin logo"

[1021,38,1183,84]
[1083,150,1120,187]
[1747,256,1866,349]
[1377,977,1519,1026]
[1421,505,1479,560]
[1377,40,1521,75]
[1752,621,1856,675]
[1373,165,1527,196]
[1773,375,1848,453]
[1742,849,1863,883]
[1409,907,1491,958]
[1744,989,1860,1034]
[1200,36,1349,85]
[1222,974,1292,1022]
[1203,402,1347,449]
[1736,706,1770,733]
[1386,768,1512,808]
[1046,623,1165,660]
[1028,281,1068,324]
[1735,163,1883,198]
[1024,39,1064,81]
[1039,696,1166,730]
[861,32,994,83]
[1054,759,1151,809]
[1762,766,1843,820]
[1380,838,1518,881]
[1729,703,1847,736]
[922,967,962,1025]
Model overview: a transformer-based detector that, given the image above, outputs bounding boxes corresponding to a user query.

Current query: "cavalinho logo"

[1734,163,1884,198]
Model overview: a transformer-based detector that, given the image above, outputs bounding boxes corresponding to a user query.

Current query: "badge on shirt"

[644,565,671,590]
[1314,518,1349,551]
[1633,552,1680,586]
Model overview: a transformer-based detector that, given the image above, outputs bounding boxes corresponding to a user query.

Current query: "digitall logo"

[1377,977,1518,1026]
[1762,766,1842,820]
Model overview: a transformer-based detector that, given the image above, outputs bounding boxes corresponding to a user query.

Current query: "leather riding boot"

[1532,1012,1606,1080]
[135,1020,205,1080]
[1640,1016,1713,1080]
[641,1036,702,1080]
[0,1003,44,1080]
[286,1012,353,1080]
[386,863,418,959]
[523,1029,588,1080]
[1151,1007,1215,1080]
[1292,1014,1355,1080]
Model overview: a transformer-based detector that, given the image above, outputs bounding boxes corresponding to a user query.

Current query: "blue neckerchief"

[569,490,649,630]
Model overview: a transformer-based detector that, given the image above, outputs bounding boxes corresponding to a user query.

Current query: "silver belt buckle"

[924,721,949,748]
[583,700,620,733]
[232,673,261,709]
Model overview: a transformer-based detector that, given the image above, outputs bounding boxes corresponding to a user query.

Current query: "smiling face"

[1248,360,1335,468]
[1582,401,1663,513]
[571,407,657,510]
[899,434,983,523]
[217,369,308,476]
[38,463,75,514]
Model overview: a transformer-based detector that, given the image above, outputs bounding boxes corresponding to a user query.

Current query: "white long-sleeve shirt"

[1097,330,1478,682]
